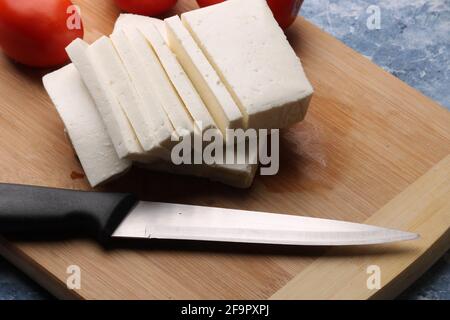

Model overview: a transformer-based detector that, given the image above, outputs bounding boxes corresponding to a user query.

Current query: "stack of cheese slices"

[43,0,313,188]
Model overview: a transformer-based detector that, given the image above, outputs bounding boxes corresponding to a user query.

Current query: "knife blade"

[0,183,418,245]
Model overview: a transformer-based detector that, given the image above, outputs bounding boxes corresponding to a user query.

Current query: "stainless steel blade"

[112,201,418,245]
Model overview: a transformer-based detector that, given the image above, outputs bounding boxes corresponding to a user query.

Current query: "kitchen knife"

[0,183,418,245]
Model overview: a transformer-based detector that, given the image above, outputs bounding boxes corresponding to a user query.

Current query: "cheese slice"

[181,0,314,129]
[164,16,244,136]
[110,30,174,155]
[43,64,131,187]
[122,27,194,140]
[88,36,160,158]
[139,23,217,136]
[66,38,143,159]
[113,14,167,40]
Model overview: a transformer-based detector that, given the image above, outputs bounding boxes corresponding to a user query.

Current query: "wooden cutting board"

[0,0,449,300]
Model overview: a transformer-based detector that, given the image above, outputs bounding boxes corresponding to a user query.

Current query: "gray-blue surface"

[302,0,450,109]
[0,0,449,300]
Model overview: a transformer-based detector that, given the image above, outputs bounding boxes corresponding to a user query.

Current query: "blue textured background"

[0,0,449,300]
[302,0,449,109]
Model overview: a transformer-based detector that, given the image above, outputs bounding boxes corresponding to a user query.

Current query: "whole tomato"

[114,0,178,16]
[196,0,223,7]
[196,0,304,29]
[0,0,84,68]
[267,0,304,30]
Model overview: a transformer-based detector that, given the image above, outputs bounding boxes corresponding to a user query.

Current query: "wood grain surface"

[0,0,449,299]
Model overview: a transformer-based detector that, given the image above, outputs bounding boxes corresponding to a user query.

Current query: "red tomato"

[0,0,83,68]
[196,0,224,7]
[114,0,178,16]
[196,0,304,29]
[267,0,304,30]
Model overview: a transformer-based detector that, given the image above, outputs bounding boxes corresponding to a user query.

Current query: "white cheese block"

[43,64,132,187]
[164,16,244,136]
[110,30,174,155]
[44,65,254,188]
[122,27,194,140]
[139,23,218,136]
[66,38,143,159]
[181,0,314,129]
[113,14,167,40]
[88,36,160,157]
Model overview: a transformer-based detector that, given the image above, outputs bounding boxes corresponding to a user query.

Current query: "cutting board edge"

[0,236,81,300]
[371,227,450,299]
[270,153,450,300]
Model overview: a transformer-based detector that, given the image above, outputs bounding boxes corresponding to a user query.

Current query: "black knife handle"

[0,183,137,241]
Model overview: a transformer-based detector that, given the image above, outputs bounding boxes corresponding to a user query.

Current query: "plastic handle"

[0,183,137,242]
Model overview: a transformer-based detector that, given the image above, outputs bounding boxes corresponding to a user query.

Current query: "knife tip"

[399,231,420,242]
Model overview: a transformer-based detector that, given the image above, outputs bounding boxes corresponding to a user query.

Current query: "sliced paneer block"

[181,0,314,129]
[113,14,167,40]
[122,27,194,140]
[88,36,160,158]
[66,38,143,159]
[139,22,218,136]
[164,16,244,136]
[110,30,174,155]
[43,64,132,187]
